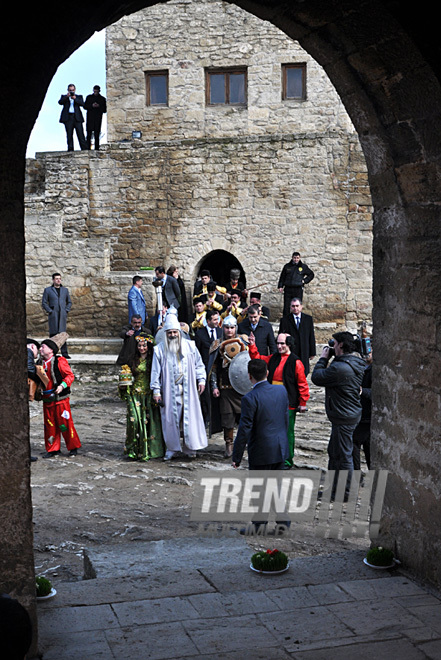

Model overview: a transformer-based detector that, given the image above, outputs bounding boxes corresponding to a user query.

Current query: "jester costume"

[42,354,81,454]
[119,336,165,461]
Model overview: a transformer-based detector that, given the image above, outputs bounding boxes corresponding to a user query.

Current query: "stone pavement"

[36,537,441,660]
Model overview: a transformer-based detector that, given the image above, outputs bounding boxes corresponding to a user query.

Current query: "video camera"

[327,334,372,358]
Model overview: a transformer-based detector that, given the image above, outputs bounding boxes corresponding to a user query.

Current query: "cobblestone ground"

[30,376,370,587]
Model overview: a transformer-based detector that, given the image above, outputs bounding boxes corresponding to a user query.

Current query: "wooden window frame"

[145,70,169,106]
[205,67,247,106]
[282,63,307,101]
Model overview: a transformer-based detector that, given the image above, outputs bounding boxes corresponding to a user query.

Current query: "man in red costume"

[39,334,81,458]
[248,331,309,468]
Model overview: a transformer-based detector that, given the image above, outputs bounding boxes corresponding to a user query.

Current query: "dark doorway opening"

[196,250,246,289]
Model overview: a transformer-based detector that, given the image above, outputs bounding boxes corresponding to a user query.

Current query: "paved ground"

[29,363,441,659]
[36,540,441,659]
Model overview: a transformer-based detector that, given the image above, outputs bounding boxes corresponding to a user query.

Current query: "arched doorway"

[3,5,441,652]
[196,249,246,290]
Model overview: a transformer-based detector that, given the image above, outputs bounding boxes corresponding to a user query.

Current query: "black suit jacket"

[238,317,276,356]
[154,276,181,309]
[58,94,85,123]
[278,312,316,375]
[232,380,289,467]
[195,326,223,369]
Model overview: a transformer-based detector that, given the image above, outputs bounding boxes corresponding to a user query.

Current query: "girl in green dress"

[118,333,165,461]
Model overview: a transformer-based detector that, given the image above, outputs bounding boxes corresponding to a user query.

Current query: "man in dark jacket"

[278,251,314,314]
[238,305,276,355]
[232,359,289,470]
[311,331,365,499]
[232,358,290,532]
[42,272,72,358]
[352,354,372,470]
[84,85,107,150]
[58,84,87,151]
[116,315,147,366]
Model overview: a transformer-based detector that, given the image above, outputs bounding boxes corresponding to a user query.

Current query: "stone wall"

[106,0,355,142]
[24,0,372,338]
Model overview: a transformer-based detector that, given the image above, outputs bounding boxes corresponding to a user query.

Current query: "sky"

[26,31,106,158]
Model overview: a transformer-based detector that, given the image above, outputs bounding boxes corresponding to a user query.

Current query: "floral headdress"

[135,332,155,345]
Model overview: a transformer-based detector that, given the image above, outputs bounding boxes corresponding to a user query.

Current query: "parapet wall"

[25,131,372,337]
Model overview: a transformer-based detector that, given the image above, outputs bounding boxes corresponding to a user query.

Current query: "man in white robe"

[150,312,208,460]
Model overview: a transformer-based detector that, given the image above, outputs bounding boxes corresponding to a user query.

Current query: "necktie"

[295,316,300,328]
[211,330,215,342]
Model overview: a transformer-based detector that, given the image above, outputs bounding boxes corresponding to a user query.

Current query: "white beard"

[165,335,181,355]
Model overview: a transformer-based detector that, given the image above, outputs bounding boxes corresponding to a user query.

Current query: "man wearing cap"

[84,84,107,150]
[39,334,81,458]
[208,313,249,457]
[223,268,247,302]
[150,312,207,460]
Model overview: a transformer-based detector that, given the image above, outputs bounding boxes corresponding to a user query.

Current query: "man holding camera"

[58,84,88,151]
[311,332,365,499]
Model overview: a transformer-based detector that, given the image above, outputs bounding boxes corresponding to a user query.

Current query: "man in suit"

[42,272,72,358]
[249,292,270,321]
[128,276,147,324]
[278,298,316,375]
[232,358,289,470]
[154,266,181,309]
[84,84,107,150]
[195,308,223,432]
[58,84,88,151]
[239,304,276,356]
[232,358,290,533]
[278,251,314,314]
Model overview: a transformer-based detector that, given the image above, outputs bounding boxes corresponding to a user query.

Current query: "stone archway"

[2,2,441,654]
[195,250,246,291]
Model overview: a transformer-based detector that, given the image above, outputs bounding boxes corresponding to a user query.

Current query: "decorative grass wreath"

[251,549,289,572]
[365,546,395,566]
[36,575,53,598]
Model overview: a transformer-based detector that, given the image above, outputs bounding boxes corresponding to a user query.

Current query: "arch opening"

[195,249,246,291]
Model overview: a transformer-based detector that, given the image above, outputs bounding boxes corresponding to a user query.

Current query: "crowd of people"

[27,252,372,498]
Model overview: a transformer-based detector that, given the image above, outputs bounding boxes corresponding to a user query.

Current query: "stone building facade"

[24,0,372,337]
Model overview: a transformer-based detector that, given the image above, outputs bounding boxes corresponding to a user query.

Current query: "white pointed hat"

[162,312,181,332]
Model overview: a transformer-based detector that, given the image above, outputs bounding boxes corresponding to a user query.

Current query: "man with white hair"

[150,312,207,460]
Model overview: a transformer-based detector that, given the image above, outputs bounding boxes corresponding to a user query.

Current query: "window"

[206,68,247,106]
[145,70,168,106]
[282,64,306,100]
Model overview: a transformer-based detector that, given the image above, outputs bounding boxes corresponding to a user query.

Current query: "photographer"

[311,331,365,499]
[58,84,87,151]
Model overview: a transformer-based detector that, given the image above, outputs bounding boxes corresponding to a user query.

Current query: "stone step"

[83,537,251,580]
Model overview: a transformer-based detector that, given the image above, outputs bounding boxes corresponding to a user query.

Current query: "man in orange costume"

[248,331,309,468]
[39,337,81,458]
